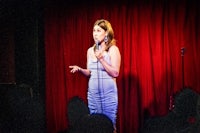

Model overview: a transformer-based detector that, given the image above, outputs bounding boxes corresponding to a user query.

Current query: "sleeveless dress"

[87,49,118,125]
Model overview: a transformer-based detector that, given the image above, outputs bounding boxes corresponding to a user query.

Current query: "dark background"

[0,0,46,132]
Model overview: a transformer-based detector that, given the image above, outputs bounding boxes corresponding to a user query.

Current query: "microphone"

[95,40,100,50]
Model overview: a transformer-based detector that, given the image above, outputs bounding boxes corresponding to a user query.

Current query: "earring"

[104,35,108,43]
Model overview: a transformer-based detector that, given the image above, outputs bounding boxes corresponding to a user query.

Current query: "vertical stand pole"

[181,47,185,89]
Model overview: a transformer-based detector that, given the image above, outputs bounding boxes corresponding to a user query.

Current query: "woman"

[69,19,121,129]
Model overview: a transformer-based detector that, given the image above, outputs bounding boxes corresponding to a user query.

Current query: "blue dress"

[87,49,118,125]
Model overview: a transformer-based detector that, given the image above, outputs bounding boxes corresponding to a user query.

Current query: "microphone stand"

[96,44,103,113]
[181,47,185,89]
[169,47,185,111]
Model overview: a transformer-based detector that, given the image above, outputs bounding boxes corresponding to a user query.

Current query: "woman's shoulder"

[87,46,95,52]
[109,45,119,52]
[87,46,95,57]
[88,46,94,50]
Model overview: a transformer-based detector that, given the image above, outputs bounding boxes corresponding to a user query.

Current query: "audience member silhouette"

[58,96,89,133]
[67,96,90,127]
[58,96,114,133]
[71,113,114,133]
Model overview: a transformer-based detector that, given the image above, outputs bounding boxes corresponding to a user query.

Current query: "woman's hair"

[94,19,116,51]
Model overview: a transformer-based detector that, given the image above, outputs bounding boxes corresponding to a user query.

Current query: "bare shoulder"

[87,47,94,54]
[109,45,120,53]
[87,46,95,58]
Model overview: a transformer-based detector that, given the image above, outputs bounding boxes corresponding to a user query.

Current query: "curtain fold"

[45,1,200,133]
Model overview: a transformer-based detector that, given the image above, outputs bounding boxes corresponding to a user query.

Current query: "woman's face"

[93,25,106,44]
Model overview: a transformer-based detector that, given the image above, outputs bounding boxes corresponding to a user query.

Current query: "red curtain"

[44,0,200,133]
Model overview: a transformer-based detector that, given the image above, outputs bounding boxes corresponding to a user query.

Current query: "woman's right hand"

[69,65,81,73]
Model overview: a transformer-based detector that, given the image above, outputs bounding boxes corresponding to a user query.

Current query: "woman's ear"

[106,32,108,36]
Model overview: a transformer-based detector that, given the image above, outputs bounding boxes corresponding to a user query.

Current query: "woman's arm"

[69,65,91,77]
[69,49,91,77]
[96,45,121,78]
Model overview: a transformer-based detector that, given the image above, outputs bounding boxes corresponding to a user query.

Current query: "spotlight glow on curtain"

[44,1,200,133]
